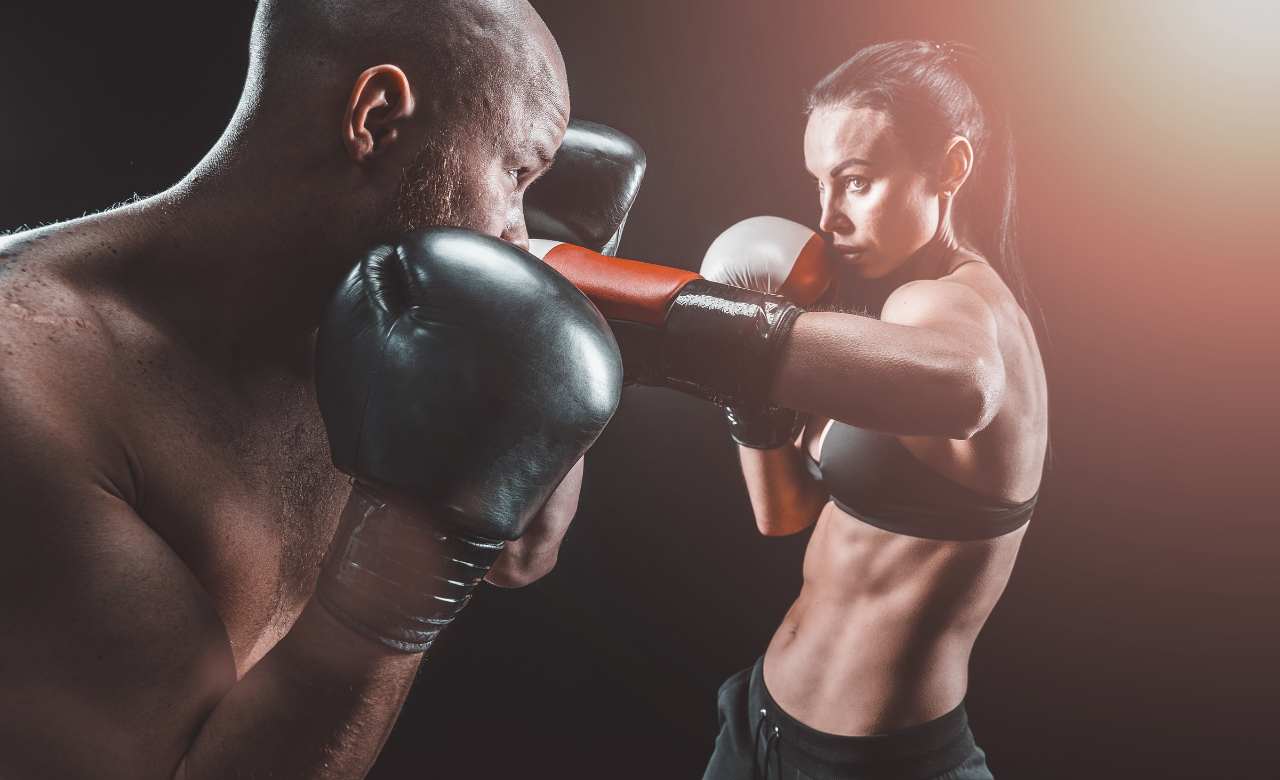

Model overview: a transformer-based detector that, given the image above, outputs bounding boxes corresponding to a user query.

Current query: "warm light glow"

[1050,1,1280,149]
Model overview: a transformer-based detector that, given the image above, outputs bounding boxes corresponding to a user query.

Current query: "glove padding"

[318,228,622,538]
[524,119,646,256]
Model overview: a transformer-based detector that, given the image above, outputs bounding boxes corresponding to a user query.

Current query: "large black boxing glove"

[524,118,646,256]
[314,228,622,652]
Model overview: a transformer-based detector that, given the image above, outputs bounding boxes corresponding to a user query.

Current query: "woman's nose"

[818,192,850,235]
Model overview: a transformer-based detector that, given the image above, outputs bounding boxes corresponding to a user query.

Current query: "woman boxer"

[526,37,1044,780]
[696,41,1048,779]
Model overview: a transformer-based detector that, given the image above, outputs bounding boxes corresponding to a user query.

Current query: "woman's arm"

[734,430,830,536]
[773,278,1005,439]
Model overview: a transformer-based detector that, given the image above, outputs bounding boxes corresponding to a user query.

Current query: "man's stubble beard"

[386,132,489,234]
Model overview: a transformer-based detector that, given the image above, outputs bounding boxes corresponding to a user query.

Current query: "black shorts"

[703,658,994,780]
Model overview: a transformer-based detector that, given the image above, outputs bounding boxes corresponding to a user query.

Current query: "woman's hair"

[807,40,1033,312]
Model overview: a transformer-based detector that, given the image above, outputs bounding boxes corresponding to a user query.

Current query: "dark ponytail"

[807,41,1034,315]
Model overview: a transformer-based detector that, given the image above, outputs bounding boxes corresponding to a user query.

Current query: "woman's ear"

[938,135,974,199]
[343,64,416,162]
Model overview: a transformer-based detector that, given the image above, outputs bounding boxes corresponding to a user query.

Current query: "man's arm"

[485,457,584,587]
[0,396,422,780]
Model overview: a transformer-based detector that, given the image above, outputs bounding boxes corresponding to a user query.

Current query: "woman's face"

[804,105,940,278]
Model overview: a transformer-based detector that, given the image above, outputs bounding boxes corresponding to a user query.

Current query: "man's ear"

[343,64,416,162]
[937,135,974,200]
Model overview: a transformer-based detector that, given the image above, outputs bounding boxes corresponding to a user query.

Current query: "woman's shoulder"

[938,249,1025,318]
[881,263,996,328]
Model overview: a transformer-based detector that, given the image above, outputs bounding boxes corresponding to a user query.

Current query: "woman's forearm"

[735,441,829,536]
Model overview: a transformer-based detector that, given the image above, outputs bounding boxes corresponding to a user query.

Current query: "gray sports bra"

[805,421,1035,541]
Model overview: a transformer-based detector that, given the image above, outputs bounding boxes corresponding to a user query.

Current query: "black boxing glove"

[314,228,622,652]
[524,118,646,256]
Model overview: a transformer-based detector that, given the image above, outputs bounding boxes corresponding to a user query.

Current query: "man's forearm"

[486,457,584,588]
[174,600,422,780]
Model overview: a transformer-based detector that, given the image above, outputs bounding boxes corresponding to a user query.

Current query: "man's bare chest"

[126,360,351,663]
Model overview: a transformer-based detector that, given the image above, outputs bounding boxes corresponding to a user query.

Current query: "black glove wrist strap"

[724,404,804,449]
[660,279,804,407]
[315,482,504,654]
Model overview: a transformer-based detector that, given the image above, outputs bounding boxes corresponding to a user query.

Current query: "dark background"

[3,1,1277,777]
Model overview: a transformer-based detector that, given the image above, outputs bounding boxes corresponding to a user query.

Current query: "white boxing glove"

[700,216,833,306]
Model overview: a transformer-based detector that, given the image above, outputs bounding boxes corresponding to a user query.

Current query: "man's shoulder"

[2,225,120,367]
[0,230,123,456]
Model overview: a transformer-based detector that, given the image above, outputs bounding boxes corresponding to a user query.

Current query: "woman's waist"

[798,507,1020,634]
[743,656,980,776]
[763,588,977,735]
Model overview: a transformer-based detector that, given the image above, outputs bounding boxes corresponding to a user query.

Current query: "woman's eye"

[845,176,869,193]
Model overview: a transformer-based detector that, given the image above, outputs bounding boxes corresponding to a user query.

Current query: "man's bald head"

[246,0,566,132]
[205,0,571,248]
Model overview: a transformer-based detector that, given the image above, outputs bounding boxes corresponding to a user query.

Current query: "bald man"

[0,2,581,777]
